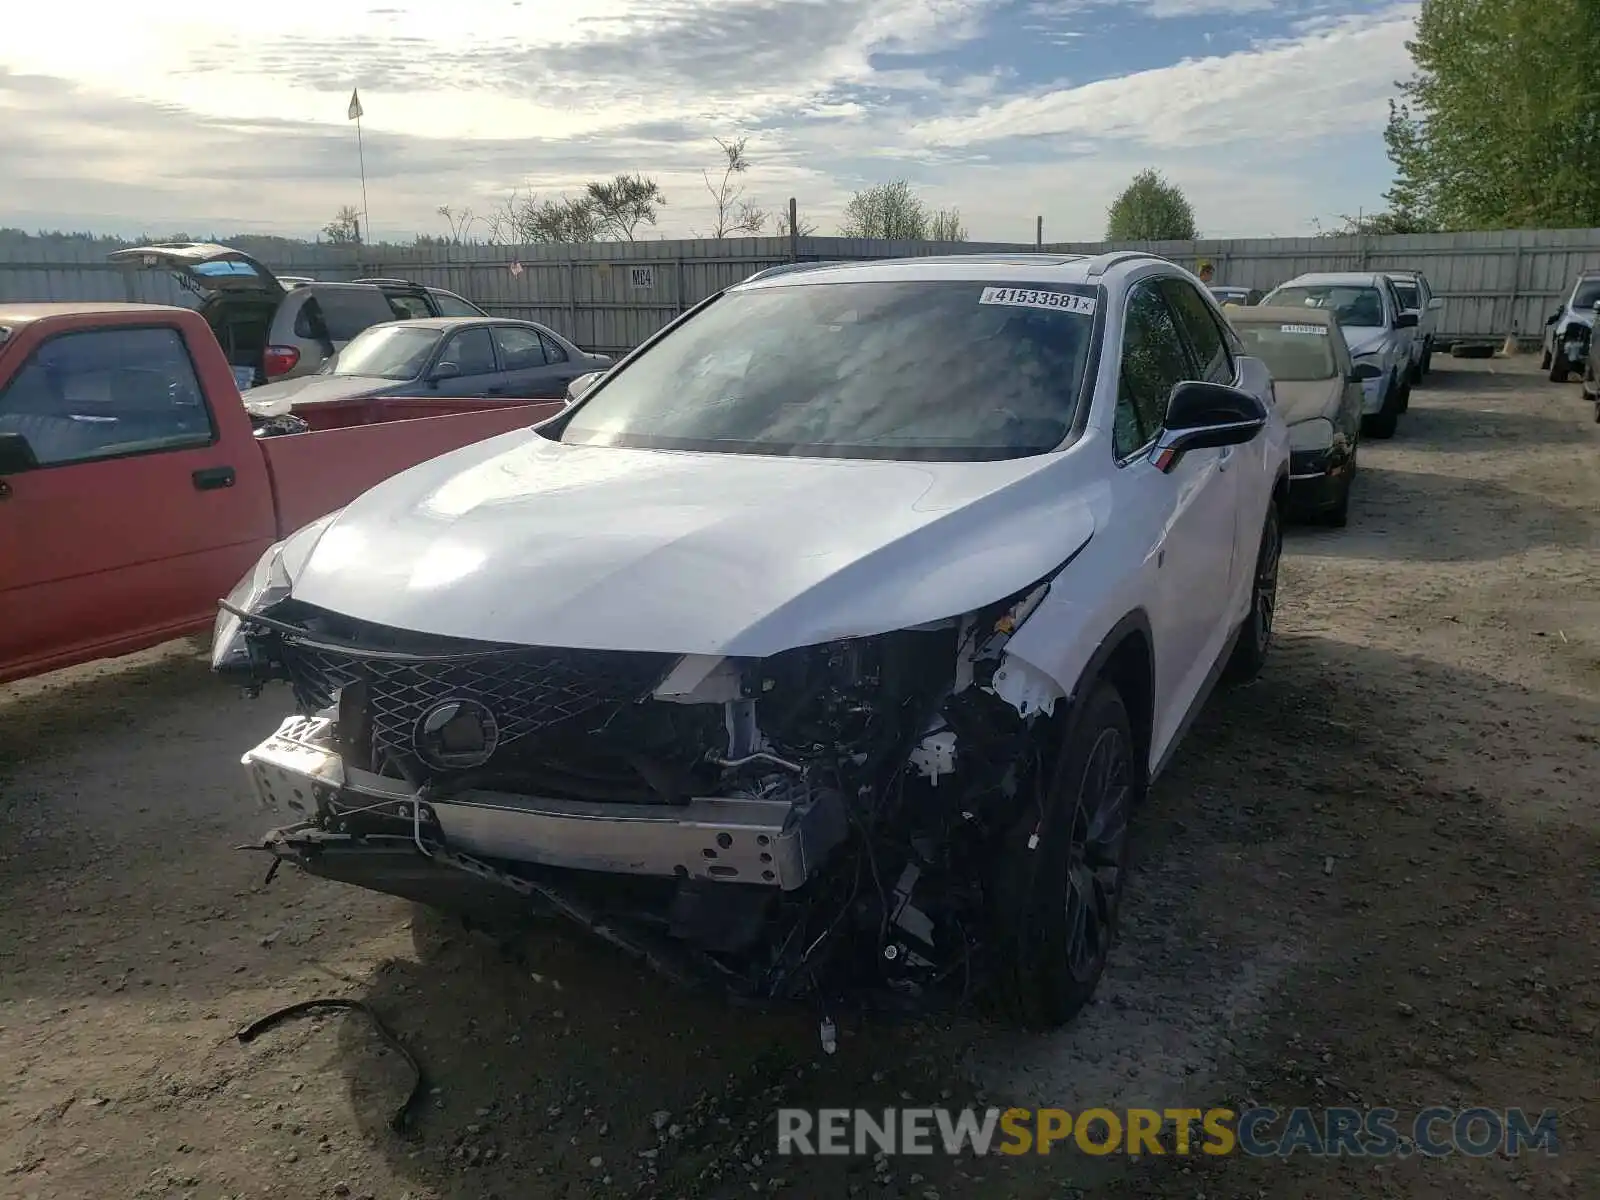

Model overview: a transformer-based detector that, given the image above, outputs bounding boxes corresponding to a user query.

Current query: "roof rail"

[741,260,847,284]
[350,276,416,287]
[1083,250,1170,279]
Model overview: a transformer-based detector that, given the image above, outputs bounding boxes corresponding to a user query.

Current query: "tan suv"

[108,244,487,388]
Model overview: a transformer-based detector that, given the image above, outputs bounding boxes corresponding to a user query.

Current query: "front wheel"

[1421,340,1434,376]
[1362,380,1400,439]
[989,682,1138,1029]
[1224,502,1282,685]
[1550,346,1570,382]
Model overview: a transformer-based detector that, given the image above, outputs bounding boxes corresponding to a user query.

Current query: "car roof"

[735,252,1186,291]
[1224,304,1338,328]
[1273,272,1390,288]
[0,302,179,328]
[365,316,539,332]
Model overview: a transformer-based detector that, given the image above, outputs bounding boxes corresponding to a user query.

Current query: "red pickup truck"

[0,303,562,684]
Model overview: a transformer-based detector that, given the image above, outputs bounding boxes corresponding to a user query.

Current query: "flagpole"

[355,112,370,245]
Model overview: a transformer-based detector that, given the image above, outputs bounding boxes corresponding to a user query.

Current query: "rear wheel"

[990,682,1137,1029]
[1224,503,1282,684]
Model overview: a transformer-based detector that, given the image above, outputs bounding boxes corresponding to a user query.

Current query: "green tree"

[838,180,930,239]
[1105,169,1198,241]
[583,173,667,241]
[1386,0,1600,230]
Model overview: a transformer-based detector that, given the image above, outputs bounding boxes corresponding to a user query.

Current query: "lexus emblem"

[414,699,500,770]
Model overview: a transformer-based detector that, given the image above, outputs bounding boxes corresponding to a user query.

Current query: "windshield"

[1390,281,1420,310]
[557,280,1099,460]
[1572,279,1600,310]
[329,325,441,379]
[1232,322,1338,381]
[1265,285,1387,328]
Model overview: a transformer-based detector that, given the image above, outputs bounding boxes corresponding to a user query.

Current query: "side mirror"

[1149,381,1268,474]
[1546,311,1561,326]
[430,361,461,383]
[1592,300,1600,314]
[1428,297,1444,311]
[0,431,40,475]
[1394,312,1419,329]
[566,370,605,403]
[1348,363,1383,383]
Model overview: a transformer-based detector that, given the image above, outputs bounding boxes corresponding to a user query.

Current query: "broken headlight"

[211,511,340,672]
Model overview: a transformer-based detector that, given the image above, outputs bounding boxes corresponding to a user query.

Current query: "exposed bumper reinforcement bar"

[243,715,847,892]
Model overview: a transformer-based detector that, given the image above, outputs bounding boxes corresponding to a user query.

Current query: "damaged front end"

[227,581,1063,1012]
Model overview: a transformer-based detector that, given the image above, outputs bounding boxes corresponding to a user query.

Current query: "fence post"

[675,258,686,315]
[1507,243,1524,339]
[566,256,577,342]
[789,198,799,263]
[1036,216,1043,249]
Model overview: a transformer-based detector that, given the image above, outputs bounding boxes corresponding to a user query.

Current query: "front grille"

[272,610,674,769]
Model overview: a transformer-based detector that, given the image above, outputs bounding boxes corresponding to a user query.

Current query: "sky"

[0,0,1420,243]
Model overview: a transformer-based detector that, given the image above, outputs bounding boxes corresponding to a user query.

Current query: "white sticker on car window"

[1279,324,1328,336]
[979,286,1097,316]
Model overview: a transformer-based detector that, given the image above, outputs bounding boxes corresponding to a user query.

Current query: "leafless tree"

[436,204,478,243]
[774,205,819,237]
[929,207,968,242]
[702,137,768,237]
[322,205,362,244]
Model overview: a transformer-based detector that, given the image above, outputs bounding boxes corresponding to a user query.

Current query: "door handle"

[486,385,507,396]
[192,466,236,491]
[1217,446,1234,471]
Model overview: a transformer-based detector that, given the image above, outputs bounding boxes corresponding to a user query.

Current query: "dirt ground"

[1,356,1596,1200]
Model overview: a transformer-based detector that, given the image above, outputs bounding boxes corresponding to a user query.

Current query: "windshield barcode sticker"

[979,287,1097,316]
[1279,324,1328,336]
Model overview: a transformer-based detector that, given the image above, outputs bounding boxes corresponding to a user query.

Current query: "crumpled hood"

[1560,307,1596,332]
[1273,378,1346,426]
[243,374,397,417]
[288,431,1100,657]
[1341,327,1389,358]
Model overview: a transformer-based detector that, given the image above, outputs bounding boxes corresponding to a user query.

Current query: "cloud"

[0,0,1419,241]
[911,4,1419,151]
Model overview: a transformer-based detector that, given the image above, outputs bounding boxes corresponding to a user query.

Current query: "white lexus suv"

[215,252,1290,1030]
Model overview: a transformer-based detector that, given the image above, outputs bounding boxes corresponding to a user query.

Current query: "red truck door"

[0,317,276,683]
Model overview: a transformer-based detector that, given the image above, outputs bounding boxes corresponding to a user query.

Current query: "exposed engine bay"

[232,581,1062,1019]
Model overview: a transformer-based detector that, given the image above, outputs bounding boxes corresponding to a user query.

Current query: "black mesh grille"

[274,617,673,766]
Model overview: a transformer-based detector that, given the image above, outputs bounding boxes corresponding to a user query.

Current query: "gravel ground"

[1,357,1596,1200]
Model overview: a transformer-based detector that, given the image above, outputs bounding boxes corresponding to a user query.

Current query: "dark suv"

[109,244,487,388]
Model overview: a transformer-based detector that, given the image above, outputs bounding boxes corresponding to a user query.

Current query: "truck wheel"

[1550,346,1570,382]
[1421,339,1434,376]
[1541,347,1553,370]
[990,681,1137,1029]
[1224,503,1282,685]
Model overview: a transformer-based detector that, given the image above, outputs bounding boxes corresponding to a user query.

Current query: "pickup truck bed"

[0,303,561,684]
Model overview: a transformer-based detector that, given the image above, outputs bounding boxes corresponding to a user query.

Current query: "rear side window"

[492,325,547,370]
[429,290,485,317]
[292,298,329,341]
[313,288,401,341]
[387,293,432,320]
[1159,278,1233,384]
[0,327,214,467]
[539,332,568,364]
